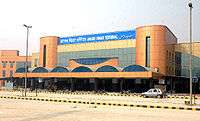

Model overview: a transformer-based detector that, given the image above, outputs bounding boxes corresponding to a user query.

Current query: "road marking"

[1,95,200,111]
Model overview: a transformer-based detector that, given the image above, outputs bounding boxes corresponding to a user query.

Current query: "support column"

[83,79,87,91]
[170,78,173,94]
[120,79,123,92]
[103,80,105,91]
[39,78,43,89]
[89,78,97,91]
[30,79,34,90]
[70,78,74,91]
[44,79,49,89]
[173,79,176,93]
[94,79,98,92]
[112,79,117,92]
[149,79,153,88]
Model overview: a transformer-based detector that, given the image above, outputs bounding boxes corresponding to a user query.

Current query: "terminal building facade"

[1,25,200,93]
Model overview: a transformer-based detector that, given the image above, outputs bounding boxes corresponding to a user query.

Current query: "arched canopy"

[16,67,26,73]
[51,66,69,72]
[96,65,119,72]
[122,65,148,72]
[32,67,49,73]
[71,66,93,72]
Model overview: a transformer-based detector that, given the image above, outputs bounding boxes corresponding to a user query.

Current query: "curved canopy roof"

[122,65,148,72]
[32,67,49,73]
[51,66,69,72]
[96,65,119,72]
[71,66,93,72]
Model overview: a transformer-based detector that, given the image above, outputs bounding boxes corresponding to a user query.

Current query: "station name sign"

[59,30,135,45]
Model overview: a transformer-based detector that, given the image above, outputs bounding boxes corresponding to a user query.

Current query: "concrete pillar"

[30,79,34,90]
[149,80,153,88]
[94,79,98,92]
[44,80,49,89]
[112,79,118,91]
[38,78,43,89]
[103,80,105,91]
[84,79,87,89]
[173,79,175,91]
[70,78,74,91]
[120,79,123,92]
[89,78,97,91]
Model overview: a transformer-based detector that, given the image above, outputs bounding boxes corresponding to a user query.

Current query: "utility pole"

[23,24,32,97]
[188,1,193,105]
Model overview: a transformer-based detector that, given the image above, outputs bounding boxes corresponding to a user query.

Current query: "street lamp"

[23,24,32,97]
[188,1,193,105]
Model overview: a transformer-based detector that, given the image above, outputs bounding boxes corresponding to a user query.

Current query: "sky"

[0,0,199,55]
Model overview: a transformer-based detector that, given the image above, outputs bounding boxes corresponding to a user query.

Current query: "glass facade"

[74,58,113,65]
[175,52,200,77]
[57,47,136,68]
[16,62,31,69]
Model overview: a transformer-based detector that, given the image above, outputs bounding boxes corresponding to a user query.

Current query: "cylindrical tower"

[136,25,170,75]
[39,36,58,68]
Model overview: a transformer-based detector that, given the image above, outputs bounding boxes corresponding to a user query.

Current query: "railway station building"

[1,25,200,93]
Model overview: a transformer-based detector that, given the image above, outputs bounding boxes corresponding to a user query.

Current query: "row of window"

[166,51,175,63]
[2,70,13,77]
[1,61,15,68]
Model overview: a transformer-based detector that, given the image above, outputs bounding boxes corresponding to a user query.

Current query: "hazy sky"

[0,0,199,55]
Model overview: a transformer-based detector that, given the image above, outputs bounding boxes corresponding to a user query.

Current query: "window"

[10,70,13,77]
[166,50,168,60]
[43,45,46,67]
[2,61,6,68]
[2,70,6,77]
[10,61,14,68]
[146,36,150,67]
[172,53,174,62]
[169,52,171,61]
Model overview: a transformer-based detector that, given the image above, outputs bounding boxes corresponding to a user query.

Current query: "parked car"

[141,88,165,98]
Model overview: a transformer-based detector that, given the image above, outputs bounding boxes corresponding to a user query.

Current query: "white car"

[142,88,164,98]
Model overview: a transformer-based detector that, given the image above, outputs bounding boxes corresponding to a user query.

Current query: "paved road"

[1,91,200,108]
[0,98,200,121]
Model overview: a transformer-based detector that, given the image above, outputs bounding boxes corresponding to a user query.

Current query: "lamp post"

[23,24,32,97]
[188,1,193,105]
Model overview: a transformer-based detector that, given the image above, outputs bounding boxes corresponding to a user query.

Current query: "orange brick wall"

[136,25,177,75]
[0,50,31,87]
[39,36,58,68]
[0,50,19,56]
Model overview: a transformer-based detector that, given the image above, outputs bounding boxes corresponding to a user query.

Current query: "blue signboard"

[59,30,135,45]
